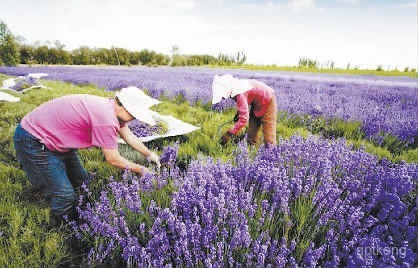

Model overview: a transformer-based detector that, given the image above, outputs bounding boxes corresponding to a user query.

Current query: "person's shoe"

[49,213,66,228]
[63,203,80,223]
[19,186,43,202]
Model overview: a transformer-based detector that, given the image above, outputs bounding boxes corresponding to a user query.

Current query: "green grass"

[0,78,116,266]
[0,73,416,266]
[207,64,418,78]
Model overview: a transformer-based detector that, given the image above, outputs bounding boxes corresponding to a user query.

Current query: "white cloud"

[287,0,316,10]
[396,2,416,8]
[337,0,360,4]
[136,0,196,13]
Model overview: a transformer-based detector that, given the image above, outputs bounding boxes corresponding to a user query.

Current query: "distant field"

[1,65,417,150]
[12,63,418,78]
[213,64,418,78]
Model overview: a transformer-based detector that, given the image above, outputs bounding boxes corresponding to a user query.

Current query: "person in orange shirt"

[212,74,277,146]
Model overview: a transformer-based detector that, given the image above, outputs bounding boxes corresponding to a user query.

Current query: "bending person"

[13,87,160,221]
[212,74,277,146]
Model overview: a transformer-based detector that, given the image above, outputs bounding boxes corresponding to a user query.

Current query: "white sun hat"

[211,74,253,104]
[116,86,161,126]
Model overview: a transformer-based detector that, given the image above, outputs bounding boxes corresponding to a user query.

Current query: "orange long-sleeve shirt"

[228,80,274,135]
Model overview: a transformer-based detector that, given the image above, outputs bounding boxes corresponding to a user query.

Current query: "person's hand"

[138,166,150,177]
[147,152,161,168]
[219,131,232,146]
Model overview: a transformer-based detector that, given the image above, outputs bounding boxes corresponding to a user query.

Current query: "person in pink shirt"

[212,74,277,146]
[13,87,161,222]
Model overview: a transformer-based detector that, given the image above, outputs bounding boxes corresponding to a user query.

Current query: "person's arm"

[91,125,149,176]
[101,147,148,176]
[119,125,152,156]
[118,125,161,167]
[228,94,249,135]
[220,94,250,146]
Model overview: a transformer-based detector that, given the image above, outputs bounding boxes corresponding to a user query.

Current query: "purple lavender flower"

[159,142,180,165]
[64,136,417,267]
[1,65,416,144]
[128,119,165,138]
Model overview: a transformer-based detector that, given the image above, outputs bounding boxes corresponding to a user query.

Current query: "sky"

[0,0,416,69]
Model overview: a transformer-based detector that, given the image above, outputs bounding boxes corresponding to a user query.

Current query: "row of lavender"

[68,136,417,267]
[0,66,417,144]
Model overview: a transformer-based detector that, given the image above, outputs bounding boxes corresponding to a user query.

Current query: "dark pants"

[13,124,89,216]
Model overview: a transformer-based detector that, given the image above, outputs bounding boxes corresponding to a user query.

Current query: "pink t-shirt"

[21,94,125,152]
[229,80,274,135]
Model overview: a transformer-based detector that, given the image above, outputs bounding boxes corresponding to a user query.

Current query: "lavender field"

[69,139,417,267]
[1,65,417,146]
[0,66,417,267]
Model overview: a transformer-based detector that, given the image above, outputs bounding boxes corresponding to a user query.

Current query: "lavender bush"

[159,142,179,164]
[127,119,168,138]
[0,66,416,146]
[68,137,417,267]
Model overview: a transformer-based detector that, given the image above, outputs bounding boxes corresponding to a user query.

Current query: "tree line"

[0,21,246,67]
[297,56,416,73]
[1,21,416,72]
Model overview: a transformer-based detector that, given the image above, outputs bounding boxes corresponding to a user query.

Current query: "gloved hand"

[219,131,232,146]
[147,152,161,168]
[139,166,150,177]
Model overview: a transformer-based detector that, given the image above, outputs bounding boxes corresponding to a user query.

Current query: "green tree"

[298,57,318,69]
[72,46,91,65]
[153,53,169,65]
[138,49,154,65]
[92,48,111,65]
[19,44,36,64]
[170,45,179,66]
[112,46,121,65]
[129,51,141,65]
[113,47,130,65]
[47,47,72,64]
[0,21,19,66]
[34,45,49,64]
[236,50,246,65]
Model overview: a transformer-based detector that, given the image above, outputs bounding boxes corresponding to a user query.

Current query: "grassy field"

[208,64,418,78]
[0,73,416,266]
